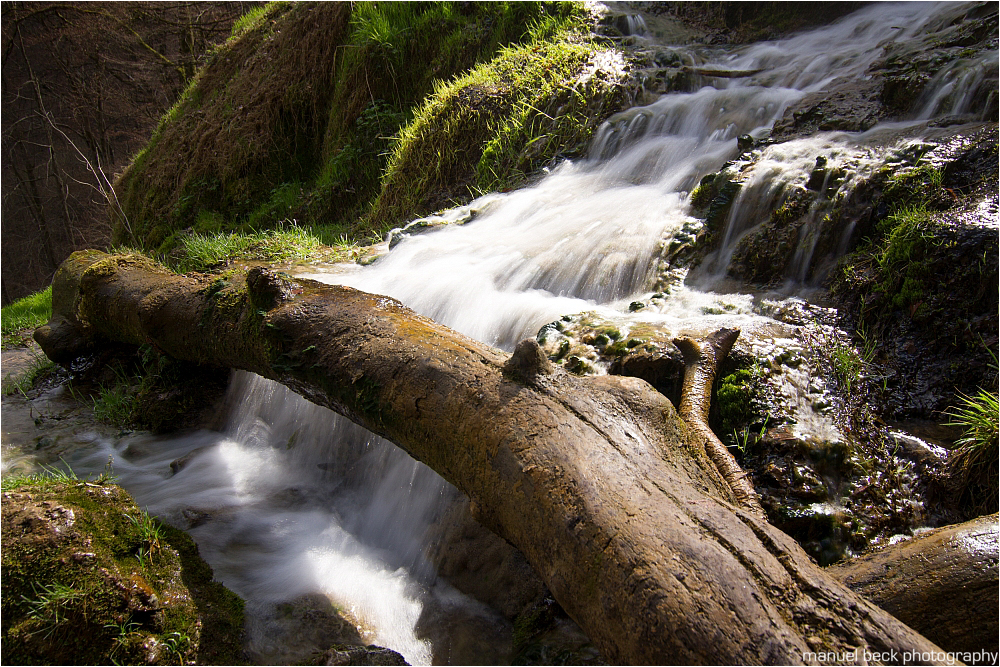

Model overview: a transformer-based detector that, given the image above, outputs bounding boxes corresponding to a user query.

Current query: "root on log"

[35,251,954,665]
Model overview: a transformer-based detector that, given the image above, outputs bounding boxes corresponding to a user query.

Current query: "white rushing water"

[72,3,994,663]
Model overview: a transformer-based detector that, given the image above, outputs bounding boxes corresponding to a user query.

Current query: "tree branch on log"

[673,330,767,520]
[34,251,954,665]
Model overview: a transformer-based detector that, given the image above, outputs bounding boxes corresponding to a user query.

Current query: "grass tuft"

[176,223,322,272]
[945,387,999,515]
[2,286,52,338]
[2,352,56,396]
[111,2,615,257]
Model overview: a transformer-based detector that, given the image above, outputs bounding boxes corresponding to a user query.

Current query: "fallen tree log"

[829,514,999,657]
[35,250,952,665]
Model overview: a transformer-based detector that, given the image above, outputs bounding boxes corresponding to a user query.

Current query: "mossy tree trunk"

[35,251,952,665]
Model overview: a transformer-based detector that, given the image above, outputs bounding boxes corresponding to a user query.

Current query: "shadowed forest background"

[2,2,257,304]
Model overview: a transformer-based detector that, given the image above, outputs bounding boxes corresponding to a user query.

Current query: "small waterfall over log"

[73,2,997,663]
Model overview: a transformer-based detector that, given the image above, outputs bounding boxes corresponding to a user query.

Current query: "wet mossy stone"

[1,479,246,665]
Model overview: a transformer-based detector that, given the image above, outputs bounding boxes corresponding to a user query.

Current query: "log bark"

[35,251,954,665]
[829,514,999,657]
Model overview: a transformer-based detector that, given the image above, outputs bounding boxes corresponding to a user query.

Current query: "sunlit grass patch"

[2,286,52,339]
[176,223,323,271]
[370,16,629,231]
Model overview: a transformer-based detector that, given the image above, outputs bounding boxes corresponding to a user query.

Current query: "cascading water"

[70,2,996,663]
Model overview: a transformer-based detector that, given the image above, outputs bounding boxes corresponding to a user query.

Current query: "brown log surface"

[34,251,955,665]
[829,514,999,656]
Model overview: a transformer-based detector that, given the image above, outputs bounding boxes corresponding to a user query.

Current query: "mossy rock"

[1,479,246,665]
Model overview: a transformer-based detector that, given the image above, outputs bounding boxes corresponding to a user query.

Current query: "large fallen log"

[829,514,998,657]
[35,250,952,665]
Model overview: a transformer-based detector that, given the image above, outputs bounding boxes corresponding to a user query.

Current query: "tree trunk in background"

[33,251,956,665]
[829,514,999,656]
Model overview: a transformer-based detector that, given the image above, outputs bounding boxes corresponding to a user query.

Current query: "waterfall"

[72,2,994,663]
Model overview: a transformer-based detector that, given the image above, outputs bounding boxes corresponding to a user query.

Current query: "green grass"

[112,2,611,256]
[22,581,89,639]
[945,387,1000,515]
[176,223,322,271]
[832,343,864,396]
[369,13,627,229]
[124,508,166,565]
[230,2,282,38]
[946,388,1000,451]
[1,352,56,396]
[1,463,80,492]
[2,286,52,337]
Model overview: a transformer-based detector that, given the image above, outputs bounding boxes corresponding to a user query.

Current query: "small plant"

[22,581,88,638]
[176,222,322,271]
[106,618,142,660]
[125,508,165,565]
[944,387,999,515]
[1,351,55,396]
[162,632,192,665]
[229,3,276,38]
[93,380,136,428]
[946,388,999,450]
[832,343,863,396]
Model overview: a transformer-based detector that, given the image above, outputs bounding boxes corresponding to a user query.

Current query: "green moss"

[114,2,590,256]
[370,13,629,230]
[1,478,245,665]
[872,205,937,313]
[715,368,762,435]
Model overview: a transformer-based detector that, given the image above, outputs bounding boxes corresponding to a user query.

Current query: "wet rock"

[424,497,549,621]
[316,644,408,666]
[832,126,999,421]
[252,593,365,665]
[771,3,997,142]
[386,196,503,249]
[771,80,883,140]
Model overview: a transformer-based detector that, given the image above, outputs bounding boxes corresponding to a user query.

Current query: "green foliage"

[946,388,1000,452]
[177,223,322,272]
[1,352,56,396]
[945,387,1000,515]
[22,581,88,639]
[230,3,282,38]
[716,365,766,436]
[881,164,943,208]
[832,344,864,396]
[2,286,52,340]
[370,14,628,229]
[0,461,87,492]
[123,508,166,566]
[874,205,939,312]
[114,2,589,256]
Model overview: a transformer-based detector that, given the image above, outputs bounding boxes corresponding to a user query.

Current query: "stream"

[66,3,994,664]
